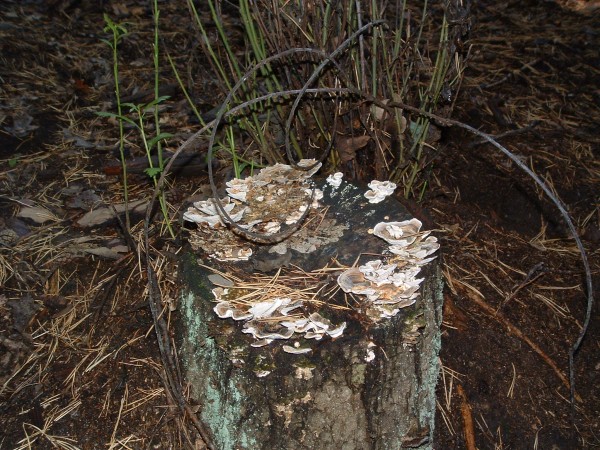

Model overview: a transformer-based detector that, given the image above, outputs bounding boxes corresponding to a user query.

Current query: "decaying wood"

[177,182,444,449]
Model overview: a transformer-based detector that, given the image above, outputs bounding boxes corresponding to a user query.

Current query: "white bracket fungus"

[211,247,253,262]
[225,178,251,202]
[365,342,377,362]
[211,289,346,350]
[326,172,343,188]
[337,218,439,319]
[283,344,312,354]
[364,180,397,203]
[195,166,439,356]
[184,159,323,262]
[372,219,422,246]
[183,197,246,228]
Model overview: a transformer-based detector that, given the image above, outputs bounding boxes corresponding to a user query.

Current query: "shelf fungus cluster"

[326,172,343,188]
[337,218,439,319]
[211,287,346,352]
[183,159,323,261]
[364,180,397,203]
[186,167,439,355]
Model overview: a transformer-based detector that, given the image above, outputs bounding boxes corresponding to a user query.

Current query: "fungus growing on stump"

[179,169,443,450]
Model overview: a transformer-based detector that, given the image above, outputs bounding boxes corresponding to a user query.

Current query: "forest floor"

[0,0,598,449]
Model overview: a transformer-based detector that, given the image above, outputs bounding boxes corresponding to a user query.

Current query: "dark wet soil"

[428,0,599,447]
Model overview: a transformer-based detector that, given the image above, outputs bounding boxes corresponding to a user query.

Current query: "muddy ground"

[0,0,598,449]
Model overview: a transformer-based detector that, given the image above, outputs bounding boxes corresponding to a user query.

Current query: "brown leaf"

[17,206,59,224]
[336,135,371,163]
[76,200,147,227]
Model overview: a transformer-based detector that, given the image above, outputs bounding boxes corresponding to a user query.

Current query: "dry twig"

[456,384,476,450]
[455,279,580,401]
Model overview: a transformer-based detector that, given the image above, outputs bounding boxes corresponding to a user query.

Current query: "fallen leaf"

[62,128,95,149]
[7,295,39,333]
[17,206,59,224]
[371,95,407,135]
[65,189,102,210]
[4,111,38,138]
[336,135,371,163]
[77,200,147,227]
[83,247,126,259]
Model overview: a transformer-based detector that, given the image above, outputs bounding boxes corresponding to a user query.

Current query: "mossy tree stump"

[178,181,443,449]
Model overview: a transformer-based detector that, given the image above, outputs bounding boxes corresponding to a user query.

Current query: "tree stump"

[178,179,443,450]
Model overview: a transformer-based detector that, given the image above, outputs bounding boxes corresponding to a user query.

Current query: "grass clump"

[99,0,466,236]
[188,0,467,198]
